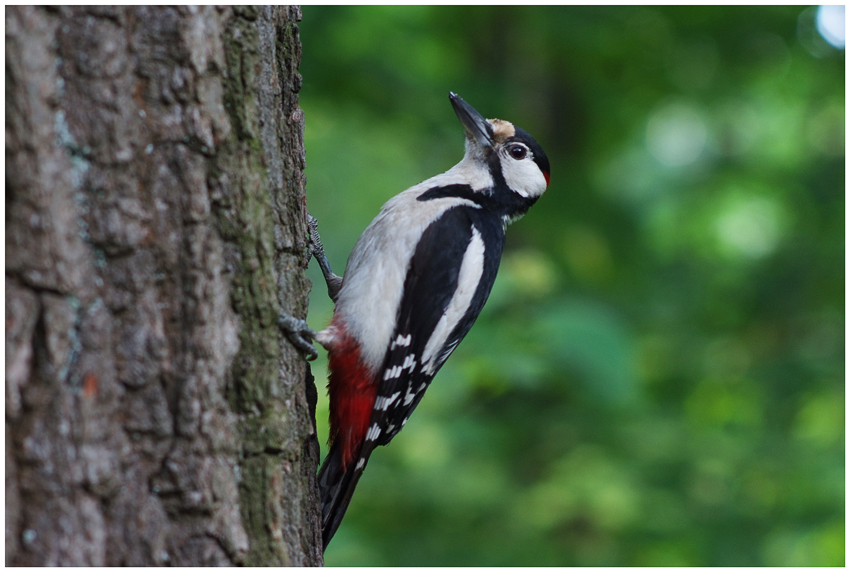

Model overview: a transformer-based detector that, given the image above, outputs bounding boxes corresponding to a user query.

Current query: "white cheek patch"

[502,157,547,199]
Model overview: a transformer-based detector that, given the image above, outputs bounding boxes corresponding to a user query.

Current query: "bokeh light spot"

[646,101,708,167]
[715,196,784,259]
[817,5,845,49]
[500,249,558,298]
[798,6,844,56]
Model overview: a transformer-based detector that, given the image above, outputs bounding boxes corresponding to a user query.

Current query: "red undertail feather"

[326,320,377,470]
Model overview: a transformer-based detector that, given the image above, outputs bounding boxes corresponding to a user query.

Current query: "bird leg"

[308,214,343,303]
[279,214,341,360]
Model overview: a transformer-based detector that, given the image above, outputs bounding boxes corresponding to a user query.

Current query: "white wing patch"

[382,352,418,381]
[390,333,412,350]
[421,225,486,374]
[366,423,382,441]
[403,383,416,406]
[383,365,403,381]
[374,391,401,411]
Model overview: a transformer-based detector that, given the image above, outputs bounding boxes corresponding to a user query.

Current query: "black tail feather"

[318,442,370,550]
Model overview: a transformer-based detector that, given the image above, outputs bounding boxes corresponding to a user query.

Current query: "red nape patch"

[543,171,551,187]
[326,327,378,470]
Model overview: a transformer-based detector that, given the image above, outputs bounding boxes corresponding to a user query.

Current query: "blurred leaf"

[537,299,637,404]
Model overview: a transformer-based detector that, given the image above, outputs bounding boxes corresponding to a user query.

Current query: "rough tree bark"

[6,6,323,565]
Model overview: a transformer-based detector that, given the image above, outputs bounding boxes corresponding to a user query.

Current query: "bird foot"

[278,313,319,361]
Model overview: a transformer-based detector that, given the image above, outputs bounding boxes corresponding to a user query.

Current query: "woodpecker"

[281,92,550,549]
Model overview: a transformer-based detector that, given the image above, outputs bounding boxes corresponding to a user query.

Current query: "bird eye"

[508,145,527,160]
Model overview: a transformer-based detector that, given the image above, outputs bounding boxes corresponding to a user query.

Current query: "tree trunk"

[5,5,323,566]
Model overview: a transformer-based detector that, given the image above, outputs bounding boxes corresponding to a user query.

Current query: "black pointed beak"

[449,92,494,149]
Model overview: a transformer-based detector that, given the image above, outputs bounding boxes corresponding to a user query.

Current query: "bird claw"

[278,313,319,361]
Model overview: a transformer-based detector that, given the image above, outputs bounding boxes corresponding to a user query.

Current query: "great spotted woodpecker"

[281,93,550,549]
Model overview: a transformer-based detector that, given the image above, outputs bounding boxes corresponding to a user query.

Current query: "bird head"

[449,92,550,201]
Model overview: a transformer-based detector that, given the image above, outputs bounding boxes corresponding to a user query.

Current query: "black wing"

[368,206,504,450]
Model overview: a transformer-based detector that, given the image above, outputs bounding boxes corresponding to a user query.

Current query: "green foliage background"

[297,6,844,566]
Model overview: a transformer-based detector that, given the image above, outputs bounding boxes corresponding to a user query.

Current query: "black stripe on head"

[417,181,538,222]
[418,184,479,204]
